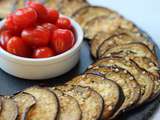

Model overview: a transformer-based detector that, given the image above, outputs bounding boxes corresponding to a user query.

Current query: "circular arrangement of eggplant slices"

[0,0,160,120]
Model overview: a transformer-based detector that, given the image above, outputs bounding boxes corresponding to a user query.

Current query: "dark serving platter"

[0,17,160,119]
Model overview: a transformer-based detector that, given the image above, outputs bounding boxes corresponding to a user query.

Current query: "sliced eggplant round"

[122,30,154,51]
[50,88,82,120]
[55,85,103,120]
[97,31,154,58]
[58,0,89,16]
[13,92,36,120]
[84,15,121,39]
[0,97,18,120]
[86,66,141,118]
[131,57,159,77]
[91,31,112,58]
[68,74,123,119]
[102,43,158,65]
[101,42,159,77]
[24,86,59,120]
[89,57,155,105]
[72,6,113,28]
[84,14,140,40]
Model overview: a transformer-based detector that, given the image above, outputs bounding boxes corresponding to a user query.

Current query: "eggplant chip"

[24,86,59,120]
[55,85,103,120]
[91,32,111,58]
[89,57,155,105]
[13,92,36,120]
[0,97,18,120]
[50,88,82,120]
[97,31,154,58]
[86,66,141,118]
[72,6,113,28]
[102,43,157,65]
[68,74,123,119]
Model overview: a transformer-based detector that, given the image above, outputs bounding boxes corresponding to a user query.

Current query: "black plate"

[0,37,160,120]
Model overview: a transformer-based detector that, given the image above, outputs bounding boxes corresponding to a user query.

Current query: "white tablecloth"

[88,0,160,119]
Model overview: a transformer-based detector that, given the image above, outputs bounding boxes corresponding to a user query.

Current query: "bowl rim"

[0,16,84,63]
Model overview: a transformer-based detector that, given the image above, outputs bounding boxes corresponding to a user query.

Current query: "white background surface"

[88,0,160,119]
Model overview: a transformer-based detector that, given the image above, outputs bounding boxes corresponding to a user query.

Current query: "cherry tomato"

[52,29,75,54]
[7,36,31,57]
[42,23,58,40]
[0,30,12,49]
[47,8,59,23]
[21,26,50,47]
[5,15,21,34]
[33,47,55,58]
[26,1,47,20]
[56,17,72,29]
[12,7,37,29]
[42,23,57,33]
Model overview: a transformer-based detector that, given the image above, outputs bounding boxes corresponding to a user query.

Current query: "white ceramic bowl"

[0,17,83,80]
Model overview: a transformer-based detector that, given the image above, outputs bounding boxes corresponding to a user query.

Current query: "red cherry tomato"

[42,23,57,33]
[42,23,58,40]
[21,26,50,47]
[26,1,47,20]
[7,36,31,57]
[12,7,37,29]
[33,47,55,58]
[0,30,12,49]
[56,17,72,29]
[52,29,75,54]
[5,15,21,34]
[47,8,59,23]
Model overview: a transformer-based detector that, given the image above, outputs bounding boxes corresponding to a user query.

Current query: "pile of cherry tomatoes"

[0,2,75,58]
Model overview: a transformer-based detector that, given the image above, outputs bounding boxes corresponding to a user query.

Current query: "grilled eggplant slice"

[123,30,154,51]
[55,85,103,120]
[13,92,36,120]
[68,74,123,119]
[84,15,121,39]
[102,43,158,65]
[50,88,82,120]
[24,86,58,120]
[58,0,89,16]
[84,15,140,39]
[0,97,18,120]
[131,57,159,77]
[97,31,154,58]
[91,32,112,58]
[89,57,155,104]
[101,43,159,77]
[72,6,113,28]
[86,66,141,117]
